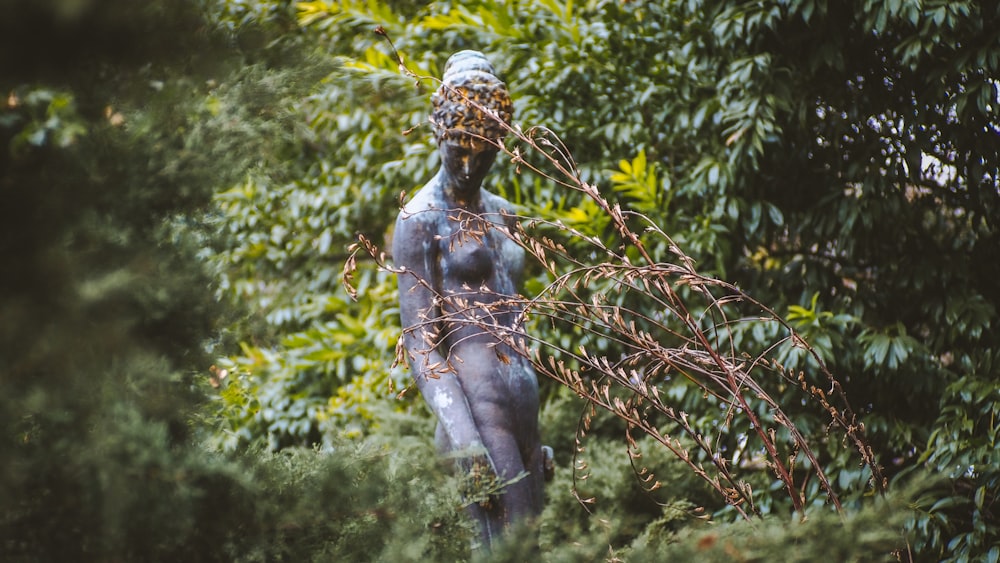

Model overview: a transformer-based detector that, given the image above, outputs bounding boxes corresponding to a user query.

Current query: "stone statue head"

[431,50,513,152]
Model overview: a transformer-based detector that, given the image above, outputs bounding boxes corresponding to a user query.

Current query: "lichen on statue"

[393,50,551,550]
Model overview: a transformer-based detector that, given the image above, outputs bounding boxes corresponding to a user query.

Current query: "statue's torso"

[399,186,538,415]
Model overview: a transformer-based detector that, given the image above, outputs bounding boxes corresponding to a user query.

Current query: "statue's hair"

[431,50,513,148]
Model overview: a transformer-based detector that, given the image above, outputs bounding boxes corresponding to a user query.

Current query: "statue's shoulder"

[398,187,445,227]
[480,189,515,214]
[481,190,519,227]
[393,188,442,264]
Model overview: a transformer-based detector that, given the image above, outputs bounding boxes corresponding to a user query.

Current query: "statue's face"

[439,138,497,192]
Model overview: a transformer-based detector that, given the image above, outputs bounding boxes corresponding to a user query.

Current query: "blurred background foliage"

[2,0,998,561]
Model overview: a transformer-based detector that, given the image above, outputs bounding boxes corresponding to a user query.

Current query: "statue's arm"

[393,213,489,460]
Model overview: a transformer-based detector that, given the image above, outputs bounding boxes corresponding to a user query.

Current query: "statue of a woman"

[393,51,545,547]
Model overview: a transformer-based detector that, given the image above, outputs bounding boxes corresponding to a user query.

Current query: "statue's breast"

[436,202,522,295]
[444,237,494,284]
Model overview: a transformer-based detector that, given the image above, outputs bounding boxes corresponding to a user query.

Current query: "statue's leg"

[465,499,498,550]
[479,426,538,525]
[436,422,499,548]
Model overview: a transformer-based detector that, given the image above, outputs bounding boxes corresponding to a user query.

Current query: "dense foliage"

[211,0,997,554]
[207,0,999,559]
[2,0,997,561]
